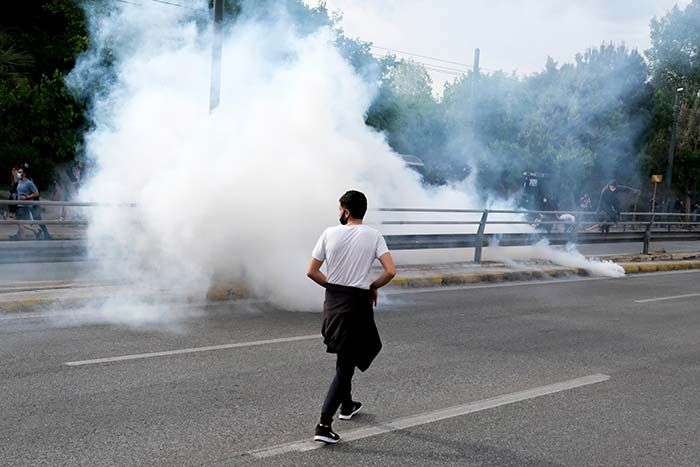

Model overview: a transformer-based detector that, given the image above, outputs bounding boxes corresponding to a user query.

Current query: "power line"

[371,45,471,69]
[150,0,195,8]
[423,66,464,76]
[371,54,468,75]
[372,45,496,73]
[113,0,197,10]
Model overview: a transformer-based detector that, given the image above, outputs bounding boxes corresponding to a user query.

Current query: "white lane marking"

[0,299,261,321]
[248,373,610,459]
[64,334,320,367]
[635,293,700,304]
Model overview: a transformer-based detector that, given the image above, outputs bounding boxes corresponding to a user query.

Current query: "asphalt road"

[2,270,700,466]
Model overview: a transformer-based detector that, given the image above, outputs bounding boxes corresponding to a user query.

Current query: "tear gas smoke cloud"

[70,1,486,312]
[68,1,624,323]
[488,240,626,278]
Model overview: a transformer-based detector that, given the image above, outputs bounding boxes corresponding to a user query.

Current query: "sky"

[309,0,690,92]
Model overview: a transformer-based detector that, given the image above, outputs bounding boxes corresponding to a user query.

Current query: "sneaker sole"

[314,435,340,444]
[338,406,362,420]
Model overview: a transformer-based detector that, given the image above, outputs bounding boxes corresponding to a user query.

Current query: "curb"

[2,260,699,311]
[389,260,700,289]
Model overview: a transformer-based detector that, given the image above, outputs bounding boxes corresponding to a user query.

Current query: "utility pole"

[467,48,480,150]
[471,48,480,95]
[665,86,684,211]
[209,0,224,112]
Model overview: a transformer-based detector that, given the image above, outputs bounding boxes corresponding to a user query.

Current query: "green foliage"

[367,43,652,203]
[674,148,700,194]
[0,0,698,202]
[0,0,87,188]
[644,0,700,197]
[0,71,85,187]
[647,0,700,90]
[0,31,35,83]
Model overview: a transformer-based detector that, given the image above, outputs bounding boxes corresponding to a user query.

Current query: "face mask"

[339,212,348,225]
[16,172,22,180]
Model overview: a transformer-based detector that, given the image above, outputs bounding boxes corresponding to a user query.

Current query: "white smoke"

[71,2,483,311]
[488,240,626,278]
[69,2,624,322]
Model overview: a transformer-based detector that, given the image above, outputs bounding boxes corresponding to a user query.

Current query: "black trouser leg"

[320,353,355,425]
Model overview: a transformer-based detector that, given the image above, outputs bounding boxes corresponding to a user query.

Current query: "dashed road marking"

[65,334,320,366]
[247,373,611,459]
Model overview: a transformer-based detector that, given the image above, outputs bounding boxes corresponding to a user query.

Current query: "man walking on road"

[307,190,396,444]
[16,167,51,240]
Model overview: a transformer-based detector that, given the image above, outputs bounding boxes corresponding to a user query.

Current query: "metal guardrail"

[378,208,700,262]
[0,202,698,263]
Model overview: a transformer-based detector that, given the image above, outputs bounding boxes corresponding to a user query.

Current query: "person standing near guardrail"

[16,167,51,240]
[306,190,396,444]
[597,179,639,234]
[6,166,21,240]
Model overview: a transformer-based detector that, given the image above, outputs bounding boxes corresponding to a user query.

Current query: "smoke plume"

[69,1,485,311]
[68,1,625,323]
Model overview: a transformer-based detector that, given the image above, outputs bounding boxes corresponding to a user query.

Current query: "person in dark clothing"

[6,166,21,239]
[597,179,639,234]
[307,190,396,444]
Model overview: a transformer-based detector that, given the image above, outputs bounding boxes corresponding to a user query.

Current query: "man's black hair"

[339,190,368,219]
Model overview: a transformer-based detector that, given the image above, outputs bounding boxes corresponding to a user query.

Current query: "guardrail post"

[474,210,489,264]
[642,221,652,255]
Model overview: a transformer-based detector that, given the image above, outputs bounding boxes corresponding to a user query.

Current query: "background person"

[16,167,50,239]
[596,179,639,234]
[6,166,21,239]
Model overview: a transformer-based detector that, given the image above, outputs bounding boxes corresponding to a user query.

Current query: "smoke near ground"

[488,241,626,278]
[69,1,487,313]
[67,1,625,325]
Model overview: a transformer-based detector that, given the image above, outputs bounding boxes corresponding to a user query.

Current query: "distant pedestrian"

[5,166,22,239]
[579,193,592,211]
[16,167,50,240]
[597,179,639,234]
[307,190,396,444]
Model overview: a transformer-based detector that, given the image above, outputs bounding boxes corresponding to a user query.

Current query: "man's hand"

[370,286,378,306]
[369,253,396,306]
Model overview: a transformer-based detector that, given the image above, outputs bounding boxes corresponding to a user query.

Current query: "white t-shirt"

[312,224,390,290]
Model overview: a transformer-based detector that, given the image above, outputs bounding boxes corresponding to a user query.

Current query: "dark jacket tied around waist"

[322,283,382,372]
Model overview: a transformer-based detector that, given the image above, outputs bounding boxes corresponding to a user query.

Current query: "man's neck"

[346,218,363,226]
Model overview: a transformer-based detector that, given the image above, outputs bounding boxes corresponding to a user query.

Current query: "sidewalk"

[1,252,699,312]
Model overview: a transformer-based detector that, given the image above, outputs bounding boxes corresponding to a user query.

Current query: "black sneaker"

[314,424,340,444]
[338,401,362,420]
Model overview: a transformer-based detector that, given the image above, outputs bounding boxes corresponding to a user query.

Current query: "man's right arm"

[307,232,328,288]
[307,258,328,288]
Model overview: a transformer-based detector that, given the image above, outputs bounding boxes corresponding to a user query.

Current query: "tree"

[0,0,87,188]
[0,32,35,84]
[647,0,700,91]
[646,0,700,202]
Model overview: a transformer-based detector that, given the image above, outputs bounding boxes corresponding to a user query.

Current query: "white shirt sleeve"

[375,233,389,259]
[311,230,326,261]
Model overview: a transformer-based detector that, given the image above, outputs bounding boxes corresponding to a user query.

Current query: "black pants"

[320,353,355,424]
